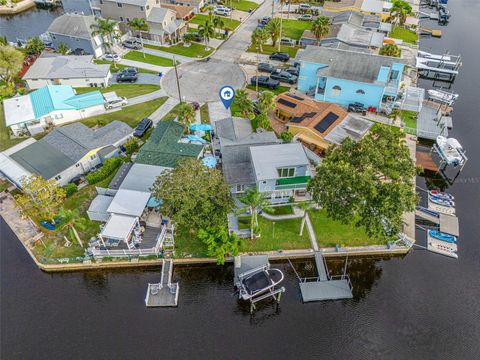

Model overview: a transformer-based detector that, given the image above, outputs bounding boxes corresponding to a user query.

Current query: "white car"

[102,53,120,62]
[214,8,231,16]
[298,3,311,10]
[299,14,313,21]
[214,4,231,11]
[105,96,128,109]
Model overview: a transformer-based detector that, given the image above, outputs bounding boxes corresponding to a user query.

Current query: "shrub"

[280,131,293,143]
[251,113,272,131]
[124,138,139,155]
[62,183,78,197]
[86,157,122,185]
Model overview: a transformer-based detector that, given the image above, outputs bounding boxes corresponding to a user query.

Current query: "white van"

[103,91,128,109]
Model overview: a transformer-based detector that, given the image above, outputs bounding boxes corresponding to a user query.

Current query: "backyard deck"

[417,103,448,140]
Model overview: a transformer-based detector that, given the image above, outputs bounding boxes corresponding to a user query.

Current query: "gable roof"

[135,121,203,168]
[147,7,172,23]
[103,0,147,5]
[47,13,96,39]
[160,4,194,19]
[215,117,279,147]
[322,23,384,48]
[22,55,110,80]
[296,46,405,83]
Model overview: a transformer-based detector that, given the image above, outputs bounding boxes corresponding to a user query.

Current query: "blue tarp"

[190,124,212,131]
[147,197,162,208]
[186,135,207,144]
[202,156,217,168]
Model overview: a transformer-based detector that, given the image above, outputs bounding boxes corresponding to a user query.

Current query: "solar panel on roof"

[277,98,297,108]
[314,112,339,133]
[286,93,304,101]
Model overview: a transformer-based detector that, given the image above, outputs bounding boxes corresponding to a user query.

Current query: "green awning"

[276,176,311,186]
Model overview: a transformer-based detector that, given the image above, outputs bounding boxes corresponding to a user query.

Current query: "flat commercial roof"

[101,214,137,241]
[3,95,35,127]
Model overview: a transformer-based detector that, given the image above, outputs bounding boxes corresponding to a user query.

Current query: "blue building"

[296,46,406,113]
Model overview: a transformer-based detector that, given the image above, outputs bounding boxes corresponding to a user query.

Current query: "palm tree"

[90,17,120,67]
[277,0,288,51]
[297,201,313,236]
[235,89,254,118]
[0,35,7,46]
[128,18,149,58]
[257,90,275,114]
[198,19,216,50]
[57,43,70,55]
[211,15,225,33]
[390,0,412,25]
[311,16,331,45]
[251,28,269,53]
[379,44,401,57]
[177,103,196,129]
[266,18,282,48]
[58,209,86,248]
[239,188,270,240]
[25,36,45,55]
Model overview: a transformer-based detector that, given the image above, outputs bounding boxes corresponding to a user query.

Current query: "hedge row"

[86,157,122,185]
[62,183,78,197]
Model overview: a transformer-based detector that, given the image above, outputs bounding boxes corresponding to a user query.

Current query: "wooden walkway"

[145,259,179,307]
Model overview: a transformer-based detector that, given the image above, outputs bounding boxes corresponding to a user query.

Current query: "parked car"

[189,32,204,42]
[298,3,311,10]
[103,53,120,62]
[285,66,299,76]
[214,8,231,16]
[250,76,280,89]
[299,14,313,21]
[258,16,270,25]
[116,72,138,83]
[119,67,138,76]
[270,69,297,84]
[105,96,128,109]
[269,52,290,62]
[280,37,296,46]
[134,118,153,137]
[252,99,261,115]
[258,62,275,73]
[214,4,231,11]
[347,102,367,115]
[122,38,142,49]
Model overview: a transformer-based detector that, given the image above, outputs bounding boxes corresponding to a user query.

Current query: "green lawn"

[263,205,293,216]
[200,103,210,124]
[246,84,290,95]
[190,14,241,31]
[399,110,417,135]
[247,44,300,57]
[238,216,311,251]
[93,60,158,74]
[144,42,214,58]
[175,230,209,258]
[308,209,379,248]
[75,84,160,99]
[281,19,312,40]
[231,0,258,11]
[81,97,168,128]
[390,26,418,44]
[123,51,175,67]
[160,103,184,122]
[0,103,25,152]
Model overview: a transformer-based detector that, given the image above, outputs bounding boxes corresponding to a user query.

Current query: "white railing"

[91,247,158,257]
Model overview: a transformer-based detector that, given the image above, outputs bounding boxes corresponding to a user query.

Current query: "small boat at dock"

[236,266,284,301]
[429,189,455,201]
[429,194,455,207]
[428,229,457,243]
[427,89,458,104]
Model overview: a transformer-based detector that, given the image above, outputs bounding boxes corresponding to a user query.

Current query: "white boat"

[427,89,459,104]
[236,266,284,301]
[436,136,466,166]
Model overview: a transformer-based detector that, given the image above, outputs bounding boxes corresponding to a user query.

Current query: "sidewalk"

[149,97,180,125]
[118,59,172,73]
[127,89,167,106]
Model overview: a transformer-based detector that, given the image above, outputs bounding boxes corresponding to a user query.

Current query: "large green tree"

[0,45,24,86]
[91,17,120,66]
[238,188,270,240]
[308,125,417,240]
[15,175,66,223]
[311,16,331,45]
[266,18,282,47]
[176,103,196,129]
[128,18,149,58]
[257,90,275,114]
[25,36,45,55]
[390,0,413,25]
[379,43,401,58]
[151,158,234,233]
[251,28,269,53]
[198,19,216,50]
[198,225,241,264]
[234,89,254,118]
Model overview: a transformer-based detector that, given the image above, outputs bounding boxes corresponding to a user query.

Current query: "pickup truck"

[270,69,298,84]
[250,76,280,89]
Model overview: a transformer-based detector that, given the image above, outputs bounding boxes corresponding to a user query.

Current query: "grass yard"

[0,103,25,152]
[399,110,417,135]
[81,97,168,128]
[390,26,418,44]
[123,51,175,67]
[238,216,311,251]
[281,19,312,40]
[144,42,214,58]
[246,84,290,95]
[200,103,210,124]
[262,205,294,216]
[190,14,241,31]
[231,0,258,11]
[93,60,158,74]
[175,230,209,258]
[247,44,300,57]
[75,84,160,99]
[308,209,379,248]
[160,103,184,122]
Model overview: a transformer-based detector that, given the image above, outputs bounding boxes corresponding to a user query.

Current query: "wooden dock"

[416,149,439,172]
[145,259,179,307]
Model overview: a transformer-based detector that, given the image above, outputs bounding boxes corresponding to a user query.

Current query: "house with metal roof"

[135,121,204,168]
[47,14,108,58]
[275,93,373,154]
[2,121,133,186]
[22,54,111,90]
[2,85,106,136]
[296,46,406,113]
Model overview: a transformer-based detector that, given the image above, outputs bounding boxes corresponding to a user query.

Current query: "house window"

[90,154,96,160]
[54,175,62,181]
[52,35,56,40]
[332,85,341,96]
[120,16,124,21]
[76,163,80,167]
[54,114,64,119]
[236,184,245,193]
[126,17,130,22]
[117,2,123,7]
[140,6,144,10]
[356,89,365,94]
[277,167,295,178]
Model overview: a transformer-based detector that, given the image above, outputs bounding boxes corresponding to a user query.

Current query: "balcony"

[275,176,311,190]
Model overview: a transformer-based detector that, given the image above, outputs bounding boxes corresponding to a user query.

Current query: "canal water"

[1,1,480,359]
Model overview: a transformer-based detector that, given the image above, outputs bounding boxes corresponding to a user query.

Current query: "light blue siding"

[317,77,385,108]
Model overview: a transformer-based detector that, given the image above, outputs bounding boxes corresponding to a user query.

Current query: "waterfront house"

[296,46,406,112]
[1,121,133,187]
[276,93,373,154]
[47,13,109,58]
[3,85,106,136]
[99,0,187,45]
[22,54,111,90]
[135,121,204,168]
[159,0,205,13]
[322,0,394,21]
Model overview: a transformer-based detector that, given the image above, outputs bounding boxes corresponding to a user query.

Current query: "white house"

[22,54,111,90]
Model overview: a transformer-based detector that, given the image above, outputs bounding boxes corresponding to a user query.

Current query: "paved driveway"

[110,73,162,85]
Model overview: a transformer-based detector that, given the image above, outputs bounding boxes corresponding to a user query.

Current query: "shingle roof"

[23,55,110,80]
[147,7,171,23]
[47,13,96,39]
[103,0,147,5]
[135,121,203,168]
[297,46,405,83]
[215,117,279,147]
[160,4,194,19]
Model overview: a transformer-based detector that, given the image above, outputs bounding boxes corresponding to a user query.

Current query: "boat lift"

[431,136,467,185]
[416,51,462,82]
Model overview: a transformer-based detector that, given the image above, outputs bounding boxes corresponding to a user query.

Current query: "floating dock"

[145,259,179,307]
[415,206,459,236]
[417,102,449,140]
[297,252,353,302]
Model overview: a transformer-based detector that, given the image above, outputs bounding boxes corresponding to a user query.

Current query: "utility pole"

[256,50,259,94]
[271,0,275,17]
[173,55,182,103]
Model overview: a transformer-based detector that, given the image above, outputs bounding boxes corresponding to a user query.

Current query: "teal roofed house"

[3,85,106,136]
[135,121,204,168]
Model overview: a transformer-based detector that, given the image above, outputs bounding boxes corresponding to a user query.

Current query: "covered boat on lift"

[428,229,457,244]
[236,266,284,301]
